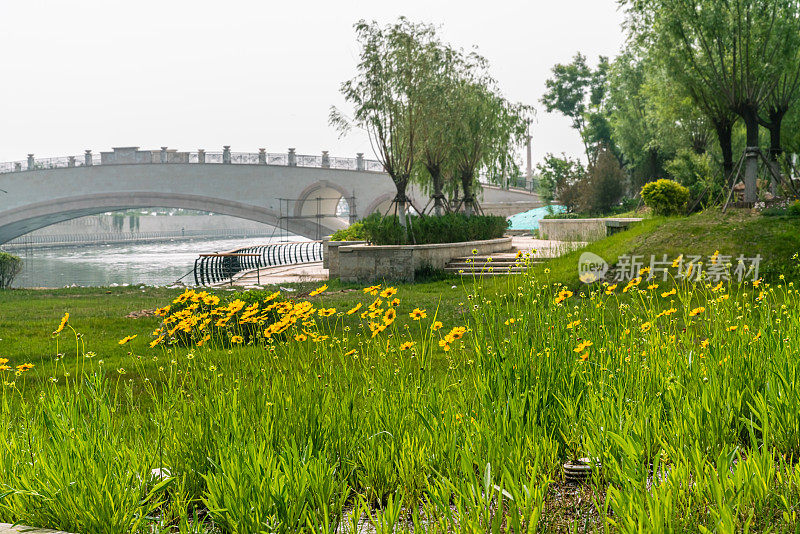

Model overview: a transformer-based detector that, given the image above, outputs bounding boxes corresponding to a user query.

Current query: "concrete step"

[447,261,534,269]
[445,270,527,277]
[444,266,528,274]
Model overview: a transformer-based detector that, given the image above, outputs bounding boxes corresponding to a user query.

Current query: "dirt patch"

[125,309,156,319]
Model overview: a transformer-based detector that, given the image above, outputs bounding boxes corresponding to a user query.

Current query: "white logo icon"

[578,252,608,284]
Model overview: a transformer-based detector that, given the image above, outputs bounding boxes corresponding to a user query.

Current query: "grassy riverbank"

[1,211,799,533]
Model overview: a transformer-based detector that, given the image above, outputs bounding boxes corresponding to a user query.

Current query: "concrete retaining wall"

[328,237,513,283]
[538,218,642,242]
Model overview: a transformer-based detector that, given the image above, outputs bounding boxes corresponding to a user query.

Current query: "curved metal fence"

[193,240,323,286]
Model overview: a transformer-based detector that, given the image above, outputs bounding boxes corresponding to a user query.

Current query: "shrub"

[665,149,720,210]
[640,179,690,216]
[330,212,508,245]
[330,220,368,241]
[0,252,22,289]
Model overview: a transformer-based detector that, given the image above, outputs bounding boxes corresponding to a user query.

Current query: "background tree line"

[540,0,800,213]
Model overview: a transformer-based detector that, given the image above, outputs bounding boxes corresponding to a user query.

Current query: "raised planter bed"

[538,218,642,242]
[325,237,513,283]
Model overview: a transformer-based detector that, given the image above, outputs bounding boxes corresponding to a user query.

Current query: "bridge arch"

[0,191,330,243]
[293,180,354,220]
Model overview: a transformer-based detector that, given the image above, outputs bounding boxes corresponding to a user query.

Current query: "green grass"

[0,210,798,532]
[532,209,800,287]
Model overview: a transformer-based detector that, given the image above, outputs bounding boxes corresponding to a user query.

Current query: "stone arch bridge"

[0,146,542,244]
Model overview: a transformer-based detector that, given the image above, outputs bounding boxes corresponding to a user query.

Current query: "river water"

[8,236,305,288]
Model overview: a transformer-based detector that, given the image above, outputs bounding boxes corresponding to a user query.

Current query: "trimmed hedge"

[330,213,509,245]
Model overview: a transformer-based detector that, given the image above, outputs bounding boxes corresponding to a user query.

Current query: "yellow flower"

[605,284,617,295]
[363,284,381,295]
[379,287,398,299]
[16,363,34,372]
[640,322,652,332]
[383,308,396,325]
[409,308,427,320]
[431,321,443,331]
[752,278,762,287]
[573,340,593,353]
[661,288,676,298]
[318,307,337,317]
[566,319,580,329]
[647,283,659,290]
[554,289,573,304]
[196,334,211,347]
[701,339,710,349]
[399,341,415,351]
[346,303,362,315]
[505,318,517,326]
[118,335,137,345]
[53,313,69,335]
[389,298,400,307]
[149,336,165,348]
[294,334,307,342]
[689,306,705,317]
[671,255,683,268]
[438,339,451,352]
[578,351,589,362]
[231,335,244,344]
[727,325,738,332]
[345,349,357,357]
[308,284,328,297]
[155,306,171,317]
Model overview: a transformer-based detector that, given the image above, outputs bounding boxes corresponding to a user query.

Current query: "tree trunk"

[427,164,445,216]
[740,105,760,203]
[764,109,786,195]
[461,170,474,217]
[394,179,408,228]
[713,119,734,185]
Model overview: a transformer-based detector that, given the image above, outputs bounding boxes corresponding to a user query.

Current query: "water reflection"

[9,236,305,288]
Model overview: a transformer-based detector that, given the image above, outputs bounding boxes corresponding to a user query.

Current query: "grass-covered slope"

[532,209,800,286]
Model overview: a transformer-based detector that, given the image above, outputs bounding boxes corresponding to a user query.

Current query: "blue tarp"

[507,205,566,230]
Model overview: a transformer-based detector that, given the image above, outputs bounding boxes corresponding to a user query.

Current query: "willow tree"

[413,39,463,216]
[330,18,437,227]
[628,0,800,202]
[758,57,800,191]
[449,76,530,216]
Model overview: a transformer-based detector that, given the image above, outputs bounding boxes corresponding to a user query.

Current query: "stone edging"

[325,237,513,283]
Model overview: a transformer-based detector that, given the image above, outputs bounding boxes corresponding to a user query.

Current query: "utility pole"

[525,121,533,180]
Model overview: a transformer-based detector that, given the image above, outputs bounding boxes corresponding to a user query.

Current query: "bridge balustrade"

[0,148,383,175]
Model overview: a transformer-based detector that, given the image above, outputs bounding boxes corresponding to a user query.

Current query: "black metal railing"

[193,241,323,286]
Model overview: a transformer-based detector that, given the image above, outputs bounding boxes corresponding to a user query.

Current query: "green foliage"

[559,145,626,214]
[0,252,22,289]
[329,220,367,242]
[331,212,508,245]
[535,153,585,204]
[762,201,800,217]
[641,178,690,215]
[665,149,721,209]
[541,52,618,164]
[333,18,530,222]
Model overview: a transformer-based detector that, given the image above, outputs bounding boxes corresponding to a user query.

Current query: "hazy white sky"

[0,0,624,166]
